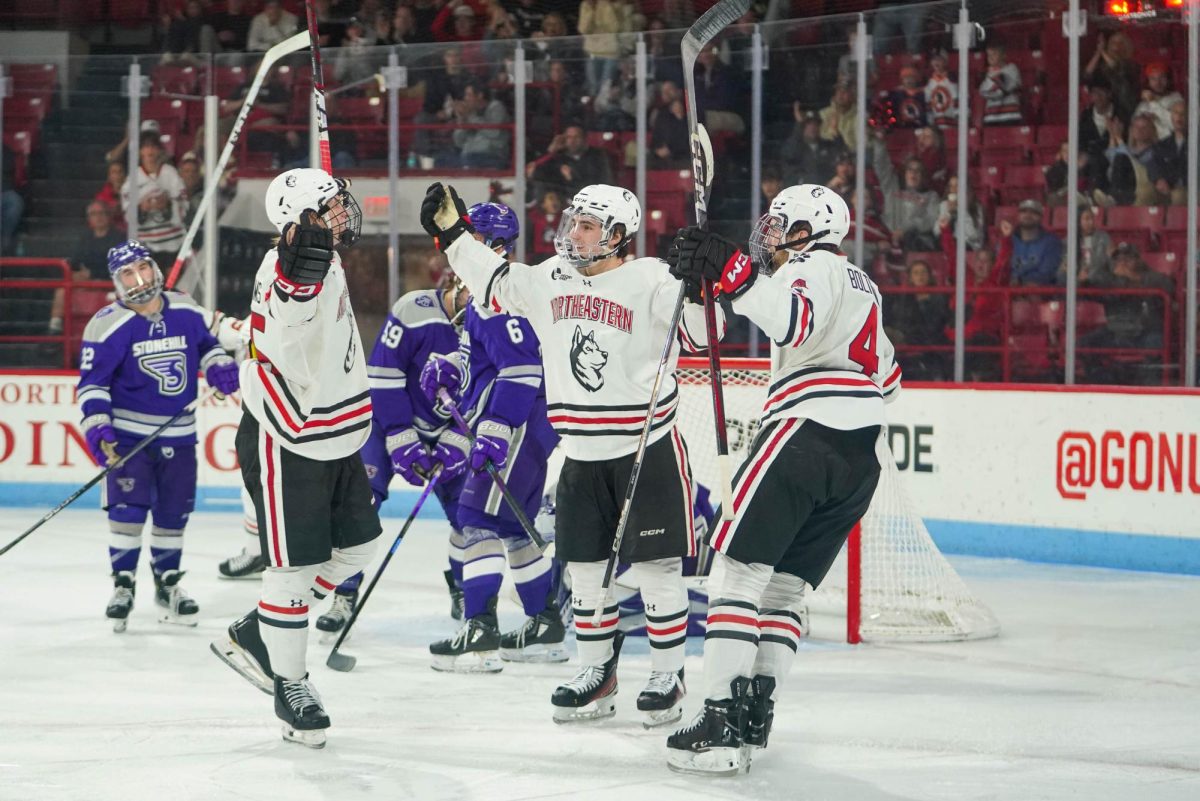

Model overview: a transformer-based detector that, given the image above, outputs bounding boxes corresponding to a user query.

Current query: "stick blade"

[689,123,715,210]
[682,0,752,56]
[326,649,357,672]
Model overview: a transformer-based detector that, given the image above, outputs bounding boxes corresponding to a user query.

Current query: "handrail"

[0,259,110,370]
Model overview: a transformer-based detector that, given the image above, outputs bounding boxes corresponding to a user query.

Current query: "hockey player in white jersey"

[210,168,382,749]
[422,182,723,727]
[663,185,901,774]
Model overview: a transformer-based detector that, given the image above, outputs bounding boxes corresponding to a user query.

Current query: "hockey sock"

[567,561,619,666]
[107,520,143,573]
[148,526,184,576]
[502,534,552,616]
[462,526,504,619]
[259,566,315,680]
[703,555,774,700]
[630,558,688,673]
[448,528,466,588]
[310,541,376,601]
[751,571,807,691]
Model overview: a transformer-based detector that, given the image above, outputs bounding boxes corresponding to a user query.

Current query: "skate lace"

[282,679,323,713]
[111,586,133,604]
[512,616,540,649]
[329,594,353,619]
[562,664,605,693]
[447,620,473,650]
[227,548,259,572]
[644,670,679,696]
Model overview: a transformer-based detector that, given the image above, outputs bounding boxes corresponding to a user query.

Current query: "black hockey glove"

[668,226,756,301]
[420,182,474,252]
[667,234,704,304]
[276,219,334,299]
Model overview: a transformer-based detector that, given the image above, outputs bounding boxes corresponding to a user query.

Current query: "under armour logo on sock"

[289,599,304,607]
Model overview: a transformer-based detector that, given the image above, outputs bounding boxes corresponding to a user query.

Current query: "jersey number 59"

[848,304,879,376]
[381,321,403,349]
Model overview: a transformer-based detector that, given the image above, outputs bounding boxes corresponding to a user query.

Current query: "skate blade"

[318,629,350,646]
[552,694,617,724]
[209,639,273,695]
[666,746,743,777]
[640,702,684,729]
[281,723,327,749]
[314,620,344,634]
[158,611,198,627]
[217,572,264,581]
[500,644,569,663]
[110,618,128,633]
[430,650,503,674]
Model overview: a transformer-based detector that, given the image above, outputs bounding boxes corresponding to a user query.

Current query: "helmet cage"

[320,179,362,247]
[553,208,627,269]
[112,259,164,306]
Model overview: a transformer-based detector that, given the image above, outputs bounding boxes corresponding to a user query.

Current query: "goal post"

[675,357,999,643]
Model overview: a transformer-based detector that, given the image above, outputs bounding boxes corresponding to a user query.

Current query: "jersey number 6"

[849,303,879,377]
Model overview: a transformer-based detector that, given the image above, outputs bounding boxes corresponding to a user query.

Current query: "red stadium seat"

[1076,301,1106,333]
[4,94,48,123]
[1107,230,1155,255]
[1103,205,1164,234]
[982,125,1035,151]
[1008,331,1054,378]
[7,63,57,95]
[152,65,200,96]
[1036,124,1068,146]
[335,96,384,125]
[1010,299,1043,333]
[1162,206,1194,231]
[1142,252,1179,282]
[979,148,1027,172]
[214,66,247,99]
[1161,231,1189,257]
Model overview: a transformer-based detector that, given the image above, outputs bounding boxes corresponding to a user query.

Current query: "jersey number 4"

[849,304,879,376]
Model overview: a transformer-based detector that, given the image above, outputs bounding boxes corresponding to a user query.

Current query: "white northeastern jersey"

[240,250,372,460]
[730,248,901,430]
[445,235,722,461]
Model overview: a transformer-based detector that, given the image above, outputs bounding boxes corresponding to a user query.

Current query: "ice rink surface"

[1,507,1198,801]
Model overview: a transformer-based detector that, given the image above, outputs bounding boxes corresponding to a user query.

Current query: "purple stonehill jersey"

[367,289,460,442]
[77,291,226,445]
[459,300,557,450]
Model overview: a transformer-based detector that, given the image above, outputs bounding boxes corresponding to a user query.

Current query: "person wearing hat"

[1006,199,1062,286]
[1134,63,1183,140]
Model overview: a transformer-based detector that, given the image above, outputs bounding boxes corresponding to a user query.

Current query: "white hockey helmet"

[554,184,641,269]
[264,167,362,247]
[749,183,849,270]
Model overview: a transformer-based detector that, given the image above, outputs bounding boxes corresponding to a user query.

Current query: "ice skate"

[218,546,265,580]
[429,601,502,673]
[444,569,464,621]
[499,603,568,663]
[106,571,136,633]
[551,630,623,724]
[744,674,776,751]
[210,609,275,695]
[316,590,356,640]
[275,674,330,749]
[154,569,198,627]
[637,667,685,728]
[666,677,750,777]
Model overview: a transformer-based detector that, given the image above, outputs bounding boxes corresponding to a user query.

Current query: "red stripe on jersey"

[574,617,618,630]
[548,405,674,426]
[258,364,304,433]
[765,376,877,411]
[647,621,689,637]
[706,613,760,628]
[884,364,902,387]
[265,433,283,566]
[759,619,804,639]
[314,575,335,591]
[792,296,812,347]
[671,428,696,557]
[259,600,308,616]
[713,419,797,551]
[300,401,373,429]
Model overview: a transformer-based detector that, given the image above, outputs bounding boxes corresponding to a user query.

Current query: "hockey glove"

[276,219,334,299]
[387,428,435,486]
[667,234,705,304]
[668,226,756,300]
[83,415,119,466]
[420,352,466,404]
[430,430,471,481]
[420,183,474,252]
[470,420,512,473]
[205,359,240,396]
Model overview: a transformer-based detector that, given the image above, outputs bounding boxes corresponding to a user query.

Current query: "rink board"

[1,371,1198,573]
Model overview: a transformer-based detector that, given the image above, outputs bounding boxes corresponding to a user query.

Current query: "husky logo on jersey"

[570,326,608,392]
[117,478,136,492]
[810,186,825,198]
[137,352,189,395]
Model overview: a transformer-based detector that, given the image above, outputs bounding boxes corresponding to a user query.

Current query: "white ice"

[1,507,1198,801]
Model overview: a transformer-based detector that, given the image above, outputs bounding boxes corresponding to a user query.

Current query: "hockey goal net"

[676,358,999,643]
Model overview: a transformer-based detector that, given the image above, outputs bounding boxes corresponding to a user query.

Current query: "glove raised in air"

[667,226,756,300]
[275,219,334,299]
[419,183,475,252]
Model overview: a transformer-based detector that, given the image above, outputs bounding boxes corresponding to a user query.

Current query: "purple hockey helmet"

[106,239,163,306]
[467,202,519,255]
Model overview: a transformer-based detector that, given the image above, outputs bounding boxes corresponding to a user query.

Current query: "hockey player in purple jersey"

[420,202,564,672]
[312,258,475,635]
[77,240,240,632]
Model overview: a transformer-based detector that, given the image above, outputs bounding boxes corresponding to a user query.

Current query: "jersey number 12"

[849,304,879,376]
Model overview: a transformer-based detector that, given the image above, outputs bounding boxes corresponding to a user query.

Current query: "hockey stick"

[164,31,310,290]
[304,0,333,174]
[436,388,547,551]
[0,387,221,558]
[682,0,748,523]
[326,470,442,672]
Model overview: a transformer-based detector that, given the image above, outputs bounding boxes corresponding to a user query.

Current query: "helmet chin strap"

[776,228,831,254]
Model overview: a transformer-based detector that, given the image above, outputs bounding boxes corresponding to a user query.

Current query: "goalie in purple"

[421,202,564,673]
[77,239,239,632]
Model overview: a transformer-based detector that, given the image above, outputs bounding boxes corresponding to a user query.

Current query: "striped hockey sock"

[504,536,552,616]
[703,598,761,700]
[568,561,619,665]
[751,572,808,688]
[631,558,689,673]
[148,526,183,576]
[448,527,466,587]
[462,527,504,619]
[108,521,142,573]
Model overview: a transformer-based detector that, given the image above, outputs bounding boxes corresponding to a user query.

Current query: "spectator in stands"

[579,1,638,96]
[104,119,166,169]
[695,45,745,135]
[210,0,252,52]
[334,18,380,88]
[121,132,187,263]
[884,259,949,380]
[247,0,298,51]
[594,57,639,132]
[978,44,1022,125]
[409,0,441,42]
[1007,199,1063,286]
[645,17,684,90]
[908,126,946,193]
[46,202,125,334]
[1152,100,1188,206]
[940,223,1011,381]
[934,174,983,251]
[531,189,567,257]
[658,0,697,29]
[820,82,858,150]
[1045,140,1106,207]
[308,0,345,48]
[826,149,857,203]
[95,160,128,231]
[446,81,512,169]
[433,1,485,43]
[162,0,216,59]
[781,112,838,185]
[649,81,689,168]
[526,59,588,152]
[1106,113,1164,206]
[482,7,522,67]
[872,0,927,55]
[836,25,875,87]
[848,188,893,278]
[509,0,548,39]
[760,164,783,207]
[1085,32,1140,121]
[889,66,929,129]
[1080,75,1120,162]
[1079,241,1173,384]
[924,51,957,129]
[178,152,204,225]
[1,143,23,255]
[1134,63,1183,140]
[1061,206,1114,287]
[527,124,612,198]
[872,129,941,252]
[413,49,471,166]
